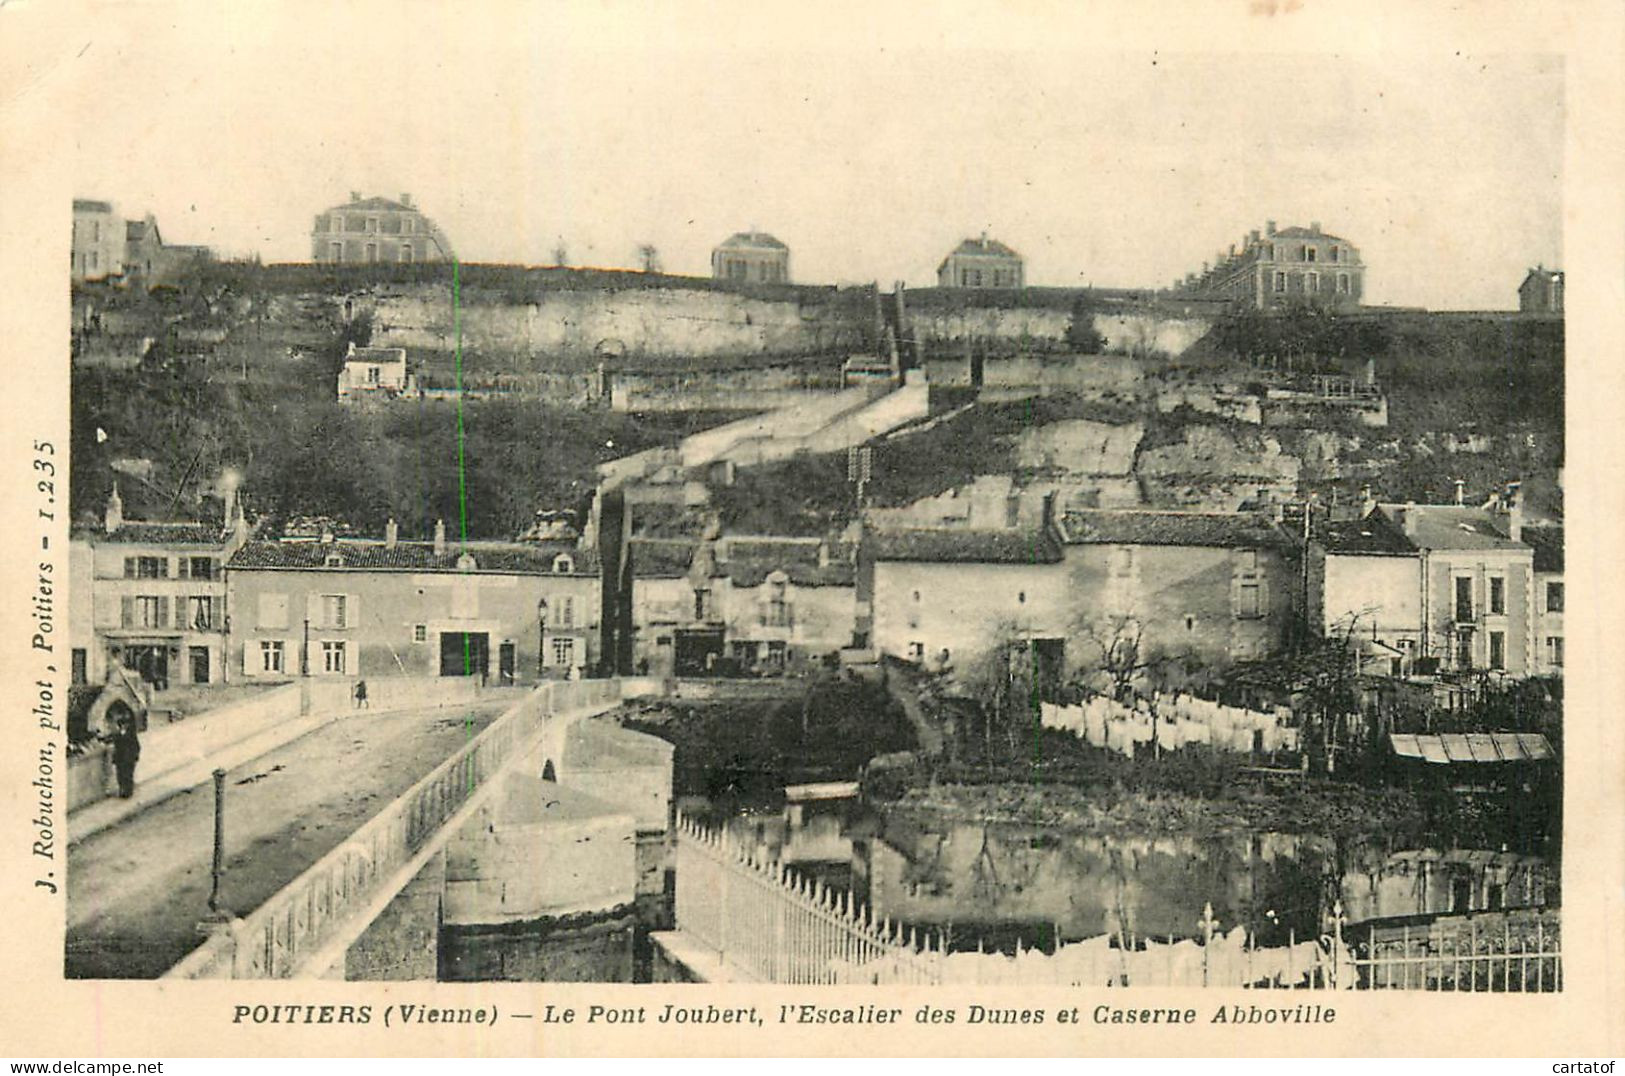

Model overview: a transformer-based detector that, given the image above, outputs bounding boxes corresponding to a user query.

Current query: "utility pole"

[301,617,311,677]
[209,768,227,914]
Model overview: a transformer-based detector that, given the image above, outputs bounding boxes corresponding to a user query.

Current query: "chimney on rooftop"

[1249,229,1261,245]
[400,193,412,208]
[1266,220,1277,236]
[1401,502,1417,537]
[349,191,361,203]
[433,518,447,556]
[1310,221,1322,234]
[105,483,123,535]
[386,518,399,549]
[1454,479,1466,506]
[1506,482,1523,543]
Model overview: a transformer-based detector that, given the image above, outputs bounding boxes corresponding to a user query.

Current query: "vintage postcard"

[0,0,1621,1059]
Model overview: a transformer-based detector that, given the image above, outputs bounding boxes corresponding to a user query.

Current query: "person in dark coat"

[109,714,141,798]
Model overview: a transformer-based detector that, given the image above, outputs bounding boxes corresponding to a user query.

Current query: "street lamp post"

[537,598,549,680]
[301,617,311,677]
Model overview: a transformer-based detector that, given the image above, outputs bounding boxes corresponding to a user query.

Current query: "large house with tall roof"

[710,232,790,284]
[1177,221,1363,310]
[225,520,596,683]
[937,235,1024,289]
[310,192,454,264]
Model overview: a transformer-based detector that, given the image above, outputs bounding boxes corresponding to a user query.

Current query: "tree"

[637,243,662,274]
[551,240,570,267]
[1071,612,1178,701]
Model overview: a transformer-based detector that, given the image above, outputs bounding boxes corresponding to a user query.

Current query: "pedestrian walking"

[109,713,141,799]
[354,678,369,709]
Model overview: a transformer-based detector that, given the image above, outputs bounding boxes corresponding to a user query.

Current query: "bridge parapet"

[166,678,627,979]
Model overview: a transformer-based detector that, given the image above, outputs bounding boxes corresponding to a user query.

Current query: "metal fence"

[166,678,623,979]
[673,817,1561,991]
[674,815,942,984]
[1339,907,1562,992]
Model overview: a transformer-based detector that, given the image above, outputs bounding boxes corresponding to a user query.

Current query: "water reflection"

[717,801,1557,951]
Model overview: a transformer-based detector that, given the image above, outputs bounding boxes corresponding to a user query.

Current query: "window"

[366,217,378,233]
[413,624,427,643]
[552,553,574,574]
[1267,243,1276,260]
[188,596,215,631]
[131,595,166,628]
[400,243,413,264]
[180,556,216,580]
[364,243,377,263]
[1273,271,1287,293]
[1329,246,1341,263]
[1240,548,1259,572]
[694,588,710,620]
[1455,629,1474,669]
[1547,582,1564,613]
[1454,576,1474,622]
[1111,546,1136,576]
[907,641,925,662]
[1489,630,1506,670]
[321,594,348,629]
[1184,614,1197,632]
[558,596,575,628]
[260,640,285,674]
[551,637,575,667]
[1489,576,1505,615]
[91,221,100,242]
[1546,636,1564,667]
[125,556,168,579]
[258,593,289,629]
[330,242,343,262]
[1236,582,1262,619]
[1305,245,1317,263]
[1337,272,1351,294]
[766,640,787,665]
[1305,272,1319,294]
[321,641,346,674]
[766,580,791,627]
[331,216,344,233]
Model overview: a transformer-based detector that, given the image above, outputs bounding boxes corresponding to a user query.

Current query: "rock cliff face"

[355,283,874,363]
[1014,419,1144,477]
[1135,425,1300,510]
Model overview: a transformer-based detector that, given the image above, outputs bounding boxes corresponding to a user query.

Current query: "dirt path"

[66,702,503,979]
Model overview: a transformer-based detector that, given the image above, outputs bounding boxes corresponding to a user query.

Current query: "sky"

[59,5,1565,310]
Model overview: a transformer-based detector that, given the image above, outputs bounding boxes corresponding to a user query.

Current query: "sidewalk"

[69,691,514,846]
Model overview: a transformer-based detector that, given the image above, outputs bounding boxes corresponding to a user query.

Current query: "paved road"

[67,702,504,979]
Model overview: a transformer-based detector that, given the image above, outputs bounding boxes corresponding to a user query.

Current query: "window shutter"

[124,557,137,579]
[120,596,134,627]
[178,557,190,580]
[347,594,358,630]
[157,596,170,628]
[307,592,320,628]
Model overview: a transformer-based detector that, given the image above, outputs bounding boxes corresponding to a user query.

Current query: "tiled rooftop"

[1057,510,1292,549]
[229,539,597,575]
[869,526,1062,565]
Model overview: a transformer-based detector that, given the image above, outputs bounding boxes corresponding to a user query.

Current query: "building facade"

[864,525,1067,669]
[1373,501,1536,676]
[1178,221,1363,311]
[1307,513,1425,675]
[68,487,247,690]
[1519,267,1564,314]
[714,537,855,670]
[226,523,597,684]
[1053,510,1298,670]
[72,199,124,282]
[337,343,417,401]
[710,232,790,284]
[310,193,454,264]
[1523,525,1564,675]
[936,236,1024,289]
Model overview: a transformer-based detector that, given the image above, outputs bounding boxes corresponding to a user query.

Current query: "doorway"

[498,642,516,685]
[189,646,211,685]
[125,644,170,691]
[439,631,490,679]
